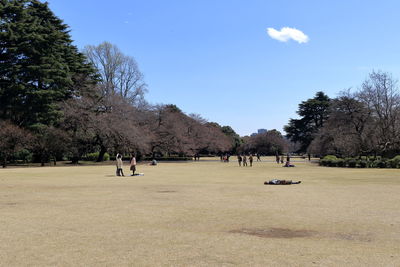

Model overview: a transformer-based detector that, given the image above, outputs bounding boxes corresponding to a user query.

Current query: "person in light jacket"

[130,154,137,176]
[116,154,125,176]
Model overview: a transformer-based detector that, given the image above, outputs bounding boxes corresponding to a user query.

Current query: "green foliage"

[142,156,192,161]
[388,155,400,168]
[164,104,182,113]
[13,149,33,163]
[376,160,387,168]
[320,156,372,168]
[336,158,345,167]
[320,155,338,166]
[358,160,368,168]
[82,152,99,161]
[322,155,338,161]
[0,0,96,127]
[346,158,357,168]
[221,125,242,153]
[83,152,110,162]
[285,91,331,152]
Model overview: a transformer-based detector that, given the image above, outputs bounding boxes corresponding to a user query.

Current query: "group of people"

[234,153,296,167]
[221,153,262,164]
[114,153,300,184]
[115,154,157,176]
[237,154,254,167]
[115,153,137,176]
[275,153,295,167]
[220,154,230,162]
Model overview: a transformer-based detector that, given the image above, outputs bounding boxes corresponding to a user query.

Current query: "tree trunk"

[97,146,107,162]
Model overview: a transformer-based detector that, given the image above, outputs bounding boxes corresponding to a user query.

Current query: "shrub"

[83,152,99,161]
[388,155,400,168]
[358,160,367,168]
[143,156,192,161]
[13,149,33,163]
[336,159,345,167]
[329,160,337,167]
[323,155,338,161]
[320,155,338,166]
[347,159,357,168]
[369,160,378,168]
[83,152,110,162]
[376,160,387,168]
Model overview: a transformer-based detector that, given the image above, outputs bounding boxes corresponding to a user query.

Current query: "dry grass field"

[0,157,399,266]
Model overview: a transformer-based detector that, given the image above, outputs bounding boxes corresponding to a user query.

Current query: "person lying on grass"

[283,161,295,167]
[264,179,301,185]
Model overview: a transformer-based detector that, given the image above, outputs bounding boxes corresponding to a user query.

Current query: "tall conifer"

[0,0,95,127]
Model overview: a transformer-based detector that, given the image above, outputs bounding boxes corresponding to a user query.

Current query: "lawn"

[0,157,399,266]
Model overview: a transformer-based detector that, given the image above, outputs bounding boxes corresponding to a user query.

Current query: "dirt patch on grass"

[229,228,316,239]
[2,202,18,206]
[230,228,373,242]
[330,232,373,242]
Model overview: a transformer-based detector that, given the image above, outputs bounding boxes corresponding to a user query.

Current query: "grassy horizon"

[0,158,399,266]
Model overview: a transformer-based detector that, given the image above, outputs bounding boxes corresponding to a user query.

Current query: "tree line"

[1,0,290,167]
[285,71,400,159]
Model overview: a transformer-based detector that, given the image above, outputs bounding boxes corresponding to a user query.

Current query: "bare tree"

[240,130,287,155]
[147,105,233,157]
[83,42,147,105]
[61,85,151,162]
[31,126,71,166]
[358,71,400,156]
[0,120,32,168]
[309,72,400,158]
[60,95,97,164]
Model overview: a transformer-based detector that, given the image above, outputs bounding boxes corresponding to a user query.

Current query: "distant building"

[250,128,268,136]
[257,129,267,134]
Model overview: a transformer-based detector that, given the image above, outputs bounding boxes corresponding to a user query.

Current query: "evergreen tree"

[284,91,331,152]
[221,125,242,153]
[0,0,95,128]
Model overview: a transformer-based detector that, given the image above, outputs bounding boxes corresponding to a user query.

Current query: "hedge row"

[142,156,193,161]
[82,152,110,162]
[320,155,400,168]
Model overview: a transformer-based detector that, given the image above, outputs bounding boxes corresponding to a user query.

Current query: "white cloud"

[267,27,309,44]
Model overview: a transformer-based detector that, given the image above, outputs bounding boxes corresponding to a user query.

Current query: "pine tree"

[0,0,95,128]
[284,91,331,152]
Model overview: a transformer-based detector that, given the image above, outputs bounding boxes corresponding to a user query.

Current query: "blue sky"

[47,0,400,136]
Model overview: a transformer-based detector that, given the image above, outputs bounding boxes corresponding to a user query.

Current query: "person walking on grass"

[243,155,248,167]
[249,154,253,167]
[237,155,242,166]
[256,153,261,161]
[130,154,137,176]
[116,154,125,176]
